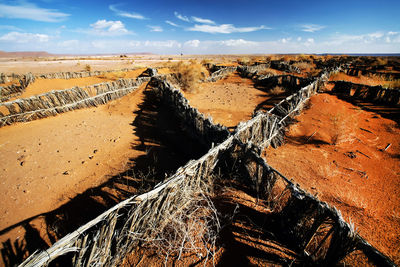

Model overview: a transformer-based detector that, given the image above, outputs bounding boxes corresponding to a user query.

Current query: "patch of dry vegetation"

[258,68,280,76]
[97,71,127,81]
[169,60,209,93]
[292,61,314,71]
[383,79,400,89]
[330,72,400,89]
[269,86,286,95]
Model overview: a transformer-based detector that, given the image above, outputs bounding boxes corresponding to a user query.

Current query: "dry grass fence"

[206,66,237,82]
[18,67,394,267]
[236,64,271,78]
[0,73,35,102]
[345,67,400,80]
[149,77,230,147]
[330,80,400,105]
[0,68,143,102]
[0,77,150,127]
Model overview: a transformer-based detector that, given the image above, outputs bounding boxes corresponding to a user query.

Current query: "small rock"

[344,151,357,159]
[89,156,93,159]
[63,171,69,175]
[93,149,98,154]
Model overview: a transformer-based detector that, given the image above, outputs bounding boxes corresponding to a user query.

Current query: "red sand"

[1,61,399,265]
[183,74,267,128]
[264,93,400,264]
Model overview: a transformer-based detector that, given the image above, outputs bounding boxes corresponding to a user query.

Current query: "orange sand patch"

[329,72,389,86]
[0,83,148,231]
[264,93,400,264]
[183,73,267,128]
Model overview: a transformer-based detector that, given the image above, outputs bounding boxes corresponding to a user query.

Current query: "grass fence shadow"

[0,87,207,266]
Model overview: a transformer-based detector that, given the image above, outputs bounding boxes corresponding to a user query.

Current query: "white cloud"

[388,31,398,36]
[0,31,49,43]
[304,38,315,47]
[281,38,291,44]
[297,37,302,41]
[166,20,179,27]
[174,11,190,22]
[89,20,132,36]
[148,26,163,32]
[0,25,23,31]
[368,32,384,39]
[187,24,268,34]
[129,40,141,47]
[184,39,200,47]
[191,16,215,24]
[143,40,181,48]
[109,5,146,20]
[0,2,69,22]
[57,39,79,48]
[218,39,257,46]
[327,31,390,46]
[301,24,325,33]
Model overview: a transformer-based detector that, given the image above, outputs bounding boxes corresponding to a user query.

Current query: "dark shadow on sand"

[0,87,208,266]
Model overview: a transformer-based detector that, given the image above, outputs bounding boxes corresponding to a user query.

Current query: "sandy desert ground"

[0,55,399,266]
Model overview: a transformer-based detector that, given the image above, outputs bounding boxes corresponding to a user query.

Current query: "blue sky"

[0,0,399,54]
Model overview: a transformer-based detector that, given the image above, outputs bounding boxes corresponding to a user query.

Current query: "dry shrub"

[85,64,92,72]
[330,109,359,145]
[127,176,221,264]
[259,68,280,76]
[269,86,286,95]
[200,58,212,65]
[98,71,127,81]
[293,61,314,71]
[375,57,388,66]
[237,57,251,65]
[383,79,400,89]
[296,54,312,61]
[169,60,209,92]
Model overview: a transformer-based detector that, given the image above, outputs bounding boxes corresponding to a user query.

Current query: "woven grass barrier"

[18,69,328,266]
[345,67,400,80]
[19,68,394,266]
[219,140,394,266]
[206,66,237,82]
[0,73,35,102]
[236,64,271,78]
[237,64,315,92]
[0,68,144,102]
[270,60,301,74]
[149,76,230,147]
[0,73,31,84]
[0,68,139,82]
[331,80,400,105]
[19,138,394,266]
[0,77,150,127]
[37,68,138,80]
[255,74,314,92]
